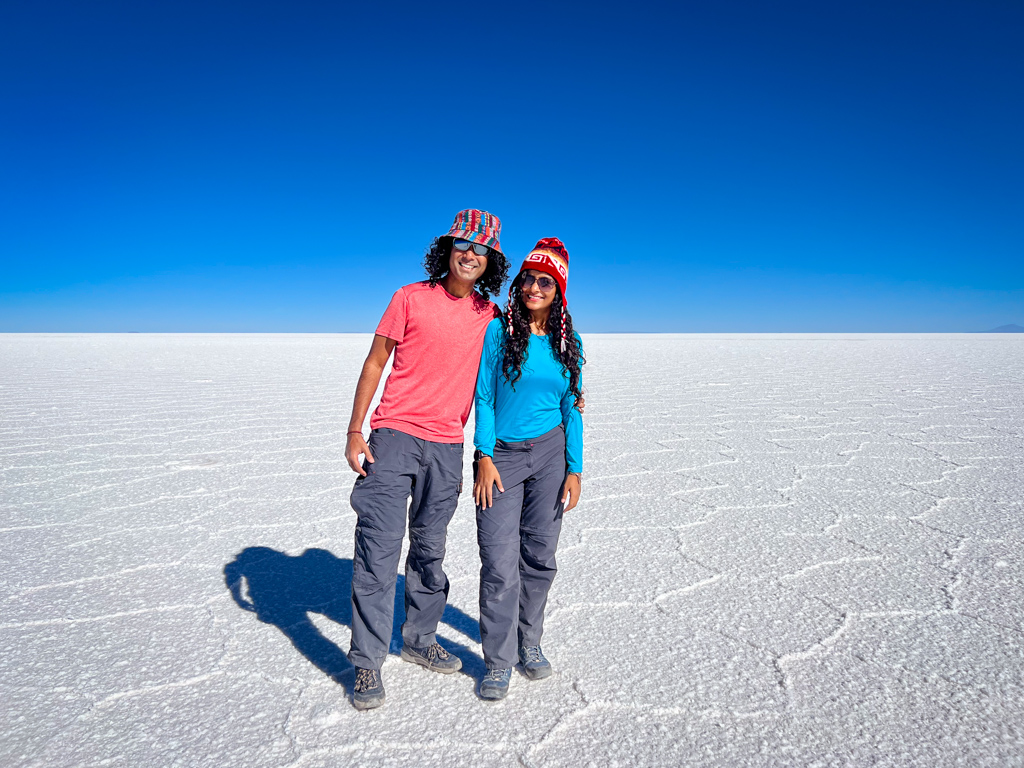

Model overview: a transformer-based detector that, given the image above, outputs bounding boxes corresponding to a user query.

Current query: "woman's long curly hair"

[501,279,585,403]
[422,237,509,303]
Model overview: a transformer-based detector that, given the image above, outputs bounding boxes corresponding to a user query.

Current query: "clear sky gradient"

[2,0,1021,332]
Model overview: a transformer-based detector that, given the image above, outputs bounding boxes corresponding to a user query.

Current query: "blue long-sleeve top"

[474,317,583,473]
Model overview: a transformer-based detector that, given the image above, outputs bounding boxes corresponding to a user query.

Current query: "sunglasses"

[520,273,557,291]
[452,238,491,257]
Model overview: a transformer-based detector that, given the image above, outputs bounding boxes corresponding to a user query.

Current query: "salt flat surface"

[2,333,1023,767]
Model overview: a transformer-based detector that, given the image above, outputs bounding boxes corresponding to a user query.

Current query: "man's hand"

[474,455,504,509]
[561,473,581,512]
[346,431,375,476]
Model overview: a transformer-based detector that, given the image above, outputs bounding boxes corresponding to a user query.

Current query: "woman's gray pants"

[476,426,566,670]
[348,428,463,671]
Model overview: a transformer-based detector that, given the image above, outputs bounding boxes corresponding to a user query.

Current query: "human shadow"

[224,546,485,693]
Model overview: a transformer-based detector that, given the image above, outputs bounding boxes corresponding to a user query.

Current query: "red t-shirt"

[370,281,499,443]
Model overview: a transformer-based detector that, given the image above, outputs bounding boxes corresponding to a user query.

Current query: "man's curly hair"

[423,237,509,302]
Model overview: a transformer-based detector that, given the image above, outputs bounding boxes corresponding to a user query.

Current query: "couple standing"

[343,209,585,709]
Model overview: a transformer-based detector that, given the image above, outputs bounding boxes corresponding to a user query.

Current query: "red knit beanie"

[508,237,573,353]
[517,237,569,296]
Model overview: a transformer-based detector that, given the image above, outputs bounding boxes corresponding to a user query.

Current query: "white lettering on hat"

[525,253,568,279]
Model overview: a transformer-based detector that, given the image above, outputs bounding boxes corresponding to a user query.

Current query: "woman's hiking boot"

[518,645,552,680]
[478,668,512,700]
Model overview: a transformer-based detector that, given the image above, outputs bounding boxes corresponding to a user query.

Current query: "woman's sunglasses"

[520,274,557,291]
[452,239,491,257]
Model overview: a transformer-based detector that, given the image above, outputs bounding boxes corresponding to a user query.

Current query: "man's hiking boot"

[479,667,512,700]
[518,645,552,680]
[400,642,462,674]
[352,667,385,710]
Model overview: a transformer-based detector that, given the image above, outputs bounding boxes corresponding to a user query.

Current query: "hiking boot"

[518,645,552,680]
[352,667,385,711]
[400,642,462,674]
[479,668,512,700]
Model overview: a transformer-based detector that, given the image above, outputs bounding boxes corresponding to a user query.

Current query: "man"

[344,209,508,710]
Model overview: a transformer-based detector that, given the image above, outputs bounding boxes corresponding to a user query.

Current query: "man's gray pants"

[476,426,566,670]
[348,427,463,671]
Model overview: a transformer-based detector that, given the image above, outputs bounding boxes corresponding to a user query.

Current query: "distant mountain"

[985,324,1024,333]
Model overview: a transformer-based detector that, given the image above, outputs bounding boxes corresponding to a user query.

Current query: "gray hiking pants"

[348,427,463,671]
[476,425,566,670]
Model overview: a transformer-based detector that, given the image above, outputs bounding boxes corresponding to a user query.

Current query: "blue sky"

[2,0,1021,332]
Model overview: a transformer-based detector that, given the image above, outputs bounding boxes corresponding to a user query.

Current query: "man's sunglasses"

[452,239,491,257]
[520,273,557,291]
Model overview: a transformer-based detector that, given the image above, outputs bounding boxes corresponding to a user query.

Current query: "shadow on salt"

[223,547,484,694]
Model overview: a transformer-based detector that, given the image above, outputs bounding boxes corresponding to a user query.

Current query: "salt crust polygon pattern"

[2,334,1022,766]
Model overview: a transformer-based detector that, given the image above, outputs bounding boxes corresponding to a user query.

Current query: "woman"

[472,237,584,701]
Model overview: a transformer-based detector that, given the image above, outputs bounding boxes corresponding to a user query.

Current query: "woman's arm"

[473,324,499,460]
[559,335,584,511]
[560,395,583,512]
[559,337,584,475]
[561,395,583,475]
[473,323,504,508]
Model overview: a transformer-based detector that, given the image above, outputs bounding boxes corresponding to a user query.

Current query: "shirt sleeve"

[560,332,584,474]
[473,320,502,458]
[375,287,408,343]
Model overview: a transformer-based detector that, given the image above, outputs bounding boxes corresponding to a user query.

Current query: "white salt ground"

[1,333,1022,767]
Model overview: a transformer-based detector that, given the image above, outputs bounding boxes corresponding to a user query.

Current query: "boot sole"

[519,664,553,680]
[400,648,462,674]
[352,693,385,711]
[479,686,509,701]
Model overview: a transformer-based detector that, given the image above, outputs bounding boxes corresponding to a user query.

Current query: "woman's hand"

[474,455,504,509]
[561,473,581,512]
[346,432,374,476]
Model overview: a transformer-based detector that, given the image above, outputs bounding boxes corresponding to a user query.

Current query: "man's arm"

[346,334,397,475]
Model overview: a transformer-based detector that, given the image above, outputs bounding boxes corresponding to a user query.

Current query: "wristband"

[347,430,363,435]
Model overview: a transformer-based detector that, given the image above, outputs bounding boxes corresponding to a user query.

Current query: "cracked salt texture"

[2,333,1023,766]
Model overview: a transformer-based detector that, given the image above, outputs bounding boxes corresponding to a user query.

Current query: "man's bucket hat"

[443,209,503,255]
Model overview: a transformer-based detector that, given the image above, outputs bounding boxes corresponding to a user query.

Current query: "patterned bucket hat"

[443,209,503,255]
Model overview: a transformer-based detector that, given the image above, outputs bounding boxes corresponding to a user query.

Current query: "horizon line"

[3,330,1022,336]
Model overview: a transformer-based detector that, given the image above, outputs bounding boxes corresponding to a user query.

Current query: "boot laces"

[354,668,380,692]
[522,645,544,664]
[425,643,449,662]
[484,668,510,682]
